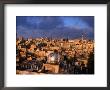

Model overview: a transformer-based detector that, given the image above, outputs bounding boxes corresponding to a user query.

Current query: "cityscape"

[16,16,94,74]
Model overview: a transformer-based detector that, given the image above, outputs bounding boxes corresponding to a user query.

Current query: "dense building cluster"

[16,36,94,74]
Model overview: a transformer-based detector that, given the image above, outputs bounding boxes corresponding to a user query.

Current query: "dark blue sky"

[16,16,94,39]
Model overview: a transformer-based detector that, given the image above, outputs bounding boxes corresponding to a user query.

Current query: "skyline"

[16,16,94,39]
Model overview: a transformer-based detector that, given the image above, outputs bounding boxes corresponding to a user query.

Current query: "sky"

[16,16,94,39]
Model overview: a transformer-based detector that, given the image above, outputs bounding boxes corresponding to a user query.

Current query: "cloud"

[62,16,94,29]
[16,16,64,30]
[79,16,94,28]
[16,16,94,39]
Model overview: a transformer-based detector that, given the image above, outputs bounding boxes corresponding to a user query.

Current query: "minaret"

[82,34,84,41]
[82,33,84,56]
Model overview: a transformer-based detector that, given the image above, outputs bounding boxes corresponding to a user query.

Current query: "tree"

[87,52,94,74]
